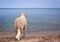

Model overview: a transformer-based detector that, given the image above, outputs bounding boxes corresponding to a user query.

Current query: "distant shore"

[0,31,60,42]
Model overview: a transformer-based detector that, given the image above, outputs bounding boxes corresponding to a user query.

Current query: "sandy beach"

[0,31,60,42]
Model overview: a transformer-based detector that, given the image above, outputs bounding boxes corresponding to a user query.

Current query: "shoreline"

[0,31,60,42]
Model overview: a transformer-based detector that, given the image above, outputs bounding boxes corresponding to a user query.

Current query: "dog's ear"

[21,13,27,17]
[24,13,27,17]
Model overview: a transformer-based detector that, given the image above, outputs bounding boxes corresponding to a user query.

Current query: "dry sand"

[0,31,60,42]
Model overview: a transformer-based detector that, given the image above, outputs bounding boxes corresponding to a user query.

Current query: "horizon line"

[0,8,60,9]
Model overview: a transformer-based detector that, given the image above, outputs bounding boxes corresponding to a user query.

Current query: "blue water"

[0,8,60,32]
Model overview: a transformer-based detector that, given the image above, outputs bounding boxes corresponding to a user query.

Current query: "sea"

[0,8,60,32]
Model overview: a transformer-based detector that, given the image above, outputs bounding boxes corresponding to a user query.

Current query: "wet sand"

[0,31,60,42]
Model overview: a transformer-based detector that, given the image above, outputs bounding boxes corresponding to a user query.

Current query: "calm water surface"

[0,8,60,32]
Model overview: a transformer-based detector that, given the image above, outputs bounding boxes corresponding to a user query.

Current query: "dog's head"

[21,13,27,18]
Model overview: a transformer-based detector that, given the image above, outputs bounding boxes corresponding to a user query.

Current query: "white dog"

[14,13,27,40]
